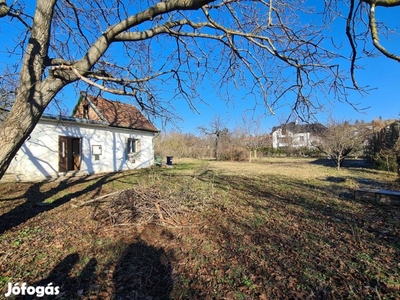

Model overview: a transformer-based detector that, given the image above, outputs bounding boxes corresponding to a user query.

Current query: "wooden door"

[72,138,81,170]
[59,136,81,172]
[58,136,69,172]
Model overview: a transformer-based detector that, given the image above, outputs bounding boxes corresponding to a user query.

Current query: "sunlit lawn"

[0,157,399,299]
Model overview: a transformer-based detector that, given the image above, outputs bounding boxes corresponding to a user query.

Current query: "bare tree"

[314,120,368,170]
[0,88,12,120]
[0,72,17,120]
[155,131,205,159]
[198,116,228,160]
[326,0,400,88]
[0,0,399,179]
[236,113,269,162]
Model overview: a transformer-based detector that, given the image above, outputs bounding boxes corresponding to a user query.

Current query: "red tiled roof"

[73,94,158,132]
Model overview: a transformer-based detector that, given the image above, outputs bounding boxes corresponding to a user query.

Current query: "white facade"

[272,128,311,149]
[6,116,156,181]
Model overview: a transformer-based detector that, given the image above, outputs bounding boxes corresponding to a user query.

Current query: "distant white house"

[5,92,159,181]
[271,121,326,149]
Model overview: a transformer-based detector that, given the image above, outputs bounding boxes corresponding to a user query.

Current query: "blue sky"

[205,8,398,133]
[1,1,399,135]
[159,3,400,134]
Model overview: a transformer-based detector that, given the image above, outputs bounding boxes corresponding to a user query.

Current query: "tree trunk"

[0,81,68,179]
[214,134,219,160]
[0,0,66,179]
[336,154,341,170]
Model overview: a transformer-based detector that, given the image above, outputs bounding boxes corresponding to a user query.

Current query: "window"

[127,138,137,154]
[299,136,304,142]
[127,138,141,154]
[126,138,141,162]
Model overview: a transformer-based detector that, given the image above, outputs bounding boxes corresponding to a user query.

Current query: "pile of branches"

[78,179,213,228]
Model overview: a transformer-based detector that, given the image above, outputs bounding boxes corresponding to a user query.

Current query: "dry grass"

[0,158,399,299]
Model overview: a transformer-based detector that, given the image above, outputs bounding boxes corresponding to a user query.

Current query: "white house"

[271,121,326,149]
[5,93,159,181]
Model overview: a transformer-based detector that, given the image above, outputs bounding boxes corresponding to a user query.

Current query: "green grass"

[0,158,399,299]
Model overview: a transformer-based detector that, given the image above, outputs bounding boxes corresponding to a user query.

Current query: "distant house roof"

[271,122,326,135]
[72,93,159,132]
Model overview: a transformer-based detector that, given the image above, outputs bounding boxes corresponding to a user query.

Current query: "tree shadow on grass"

[319,176,387,190]
[198,171,400,250]
[14,239,173,299]
[310,158,378,173]
[112,239,174,300]
[195,172,400,298]
[15,253,97,299]
[0,173,116,234]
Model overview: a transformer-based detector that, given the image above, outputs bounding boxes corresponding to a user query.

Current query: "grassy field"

[0,158,399,299]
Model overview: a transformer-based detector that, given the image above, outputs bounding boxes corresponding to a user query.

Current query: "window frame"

[126,138,141,162]
[127,138,138,154]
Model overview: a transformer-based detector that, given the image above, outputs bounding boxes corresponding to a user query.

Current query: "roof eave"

[109,124,160,133]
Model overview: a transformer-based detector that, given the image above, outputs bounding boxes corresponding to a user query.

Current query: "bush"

[260,147,286,157]
[219,146,247,161]
[374,153,398,172]
[367,121,400,173]
[260,147,322,158]
[292,147,322,158]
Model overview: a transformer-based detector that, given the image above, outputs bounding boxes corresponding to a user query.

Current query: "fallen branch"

[155,202,165,221]
[76,190,126,207]
[77,177,214,228]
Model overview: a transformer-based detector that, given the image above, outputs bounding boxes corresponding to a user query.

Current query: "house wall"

[6,118,156,181]
[272,129,311,149]
[292,132,311,148]
[272,129,285,148]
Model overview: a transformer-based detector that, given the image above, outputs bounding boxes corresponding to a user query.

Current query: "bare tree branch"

[1,0,400,179]
[368,2,400,62]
